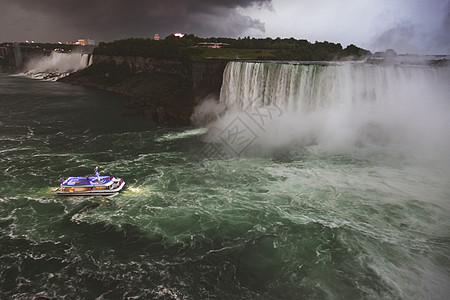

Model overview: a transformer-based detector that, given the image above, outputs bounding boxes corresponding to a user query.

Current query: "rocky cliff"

[93,55,189,75]
[60,55,229,125]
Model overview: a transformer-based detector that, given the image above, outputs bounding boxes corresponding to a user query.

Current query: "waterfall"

[80,53,91,68]
[201,61,450,157]
[23,51,92,81]
[14,43,23,69]
[220,61,449,112]
[87,54,93,66]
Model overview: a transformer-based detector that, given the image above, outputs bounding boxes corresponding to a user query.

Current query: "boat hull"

[57,180,125,196]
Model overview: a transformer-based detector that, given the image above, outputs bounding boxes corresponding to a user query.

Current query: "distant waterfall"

[81,53,93,68]
[14,43,23,69]
[23,51,93,81]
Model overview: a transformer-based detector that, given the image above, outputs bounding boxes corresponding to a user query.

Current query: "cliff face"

[94,55,189,76]
[61,56,229,125]
[191,60,229,94]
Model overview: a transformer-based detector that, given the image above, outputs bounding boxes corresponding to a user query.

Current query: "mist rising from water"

[23,51,92,80]
[190,95,226,127]
[195,61,450,161]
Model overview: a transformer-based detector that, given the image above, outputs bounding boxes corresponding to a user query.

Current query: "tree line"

[93,34,370,61]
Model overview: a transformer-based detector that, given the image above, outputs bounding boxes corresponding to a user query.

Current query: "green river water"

[0,72,449,299]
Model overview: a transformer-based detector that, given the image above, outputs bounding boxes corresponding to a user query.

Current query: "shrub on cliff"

[338,44,371,60]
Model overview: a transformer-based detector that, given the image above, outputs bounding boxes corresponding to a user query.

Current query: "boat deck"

[62,176,113,187]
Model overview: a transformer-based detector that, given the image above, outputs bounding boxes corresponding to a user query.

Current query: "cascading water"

[208,61,450,158]
[23,51,93,81]
[220,62,448,110]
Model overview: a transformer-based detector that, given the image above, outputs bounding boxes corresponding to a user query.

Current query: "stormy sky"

[1,0,448,54]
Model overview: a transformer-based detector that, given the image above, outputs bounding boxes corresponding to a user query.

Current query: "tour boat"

[57,167,125,196]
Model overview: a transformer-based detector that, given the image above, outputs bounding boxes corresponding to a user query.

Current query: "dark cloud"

[2,0,447,54]
[0,0,270,42]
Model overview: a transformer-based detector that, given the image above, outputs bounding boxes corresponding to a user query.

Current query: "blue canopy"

[61,176,112,186]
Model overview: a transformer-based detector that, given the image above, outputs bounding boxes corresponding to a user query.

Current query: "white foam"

[202,61,450,160]
[22,51,92,80]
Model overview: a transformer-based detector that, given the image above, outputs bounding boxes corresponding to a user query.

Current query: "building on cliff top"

[67,39,95,46]
[195,42,230,49]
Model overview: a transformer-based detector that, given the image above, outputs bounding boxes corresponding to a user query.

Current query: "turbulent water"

[22,51,92,81]
[1,60,449,299]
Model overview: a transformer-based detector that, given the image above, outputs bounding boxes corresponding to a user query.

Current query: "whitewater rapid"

[22,51,92,80]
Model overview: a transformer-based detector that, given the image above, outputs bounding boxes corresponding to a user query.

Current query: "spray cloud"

[193,61,450,161]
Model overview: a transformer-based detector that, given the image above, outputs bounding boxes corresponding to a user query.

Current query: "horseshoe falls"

[0,60,449,299]
[217,62,450,158]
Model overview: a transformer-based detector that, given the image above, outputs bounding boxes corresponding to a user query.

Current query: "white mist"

[23,51,92,80]
[200,61,450,160]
